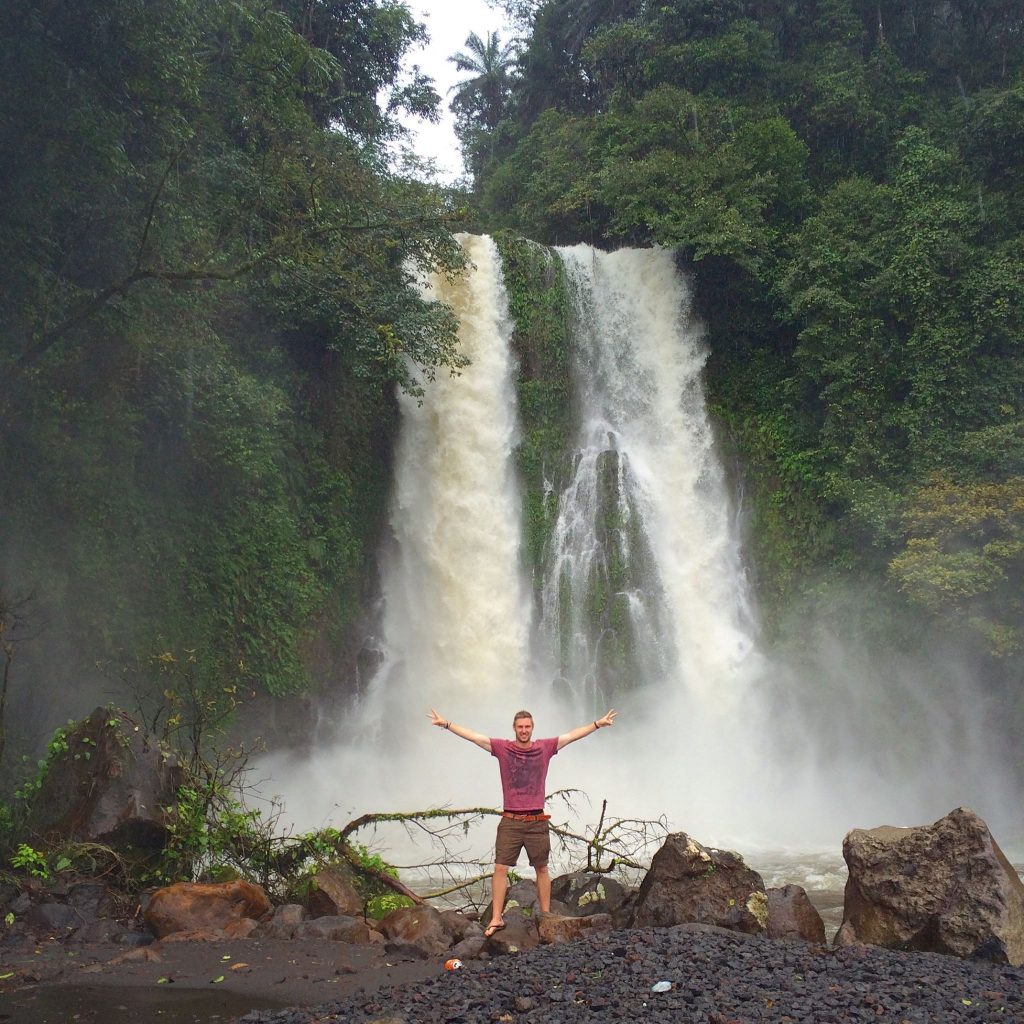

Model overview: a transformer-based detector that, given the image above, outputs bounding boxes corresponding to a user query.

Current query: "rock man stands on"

[428,706,617,937]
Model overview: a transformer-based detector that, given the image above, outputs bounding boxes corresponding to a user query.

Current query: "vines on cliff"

[494,232,574,577]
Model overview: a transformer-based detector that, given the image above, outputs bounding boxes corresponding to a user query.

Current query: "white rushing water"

[541,245,758,706]
[259,235,1021,885]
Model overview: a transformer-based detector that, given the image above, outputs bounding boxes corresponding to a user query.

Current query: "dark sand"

[0,935,441,1024]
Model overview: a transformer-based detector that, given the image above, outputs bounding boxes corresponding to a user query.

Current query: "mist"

[254,237,1023,881]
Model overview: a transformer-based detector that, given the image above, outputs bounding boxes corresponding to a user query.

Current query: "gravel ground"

[237,925,1024,1024]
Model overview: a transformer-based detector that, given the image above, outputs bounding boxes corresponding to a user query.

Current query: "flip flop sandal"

[483,921,506,938]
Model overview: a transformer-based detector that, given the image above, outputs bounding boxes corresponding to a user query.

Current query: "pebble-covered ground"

[237,925,1024,1024]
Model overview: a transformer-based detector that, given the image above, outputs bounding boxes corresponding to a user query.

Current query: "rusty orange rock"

[144,881,271,939]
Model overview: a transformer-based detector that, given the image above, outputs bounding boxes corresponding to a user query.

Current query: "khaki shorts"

[495,816,551,868]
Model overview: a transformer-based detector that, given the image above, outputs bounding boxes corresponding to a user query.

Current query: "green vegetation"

[464,1,1024,694]
[0,0,467,761]
[495,232,574,574]
[3,0,1023,791]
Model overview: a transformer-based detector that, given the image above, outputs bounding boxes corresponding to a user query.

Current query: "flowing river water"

[259,234,1022,910]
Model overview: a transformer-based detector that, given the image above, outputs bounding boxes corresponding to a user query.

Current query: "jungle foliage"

[0,0,468,761]
[457,0,1024,679]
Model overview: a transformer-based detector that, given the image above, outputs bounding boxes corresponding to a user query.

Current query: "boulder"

[835,806,1024,965]
[144,880,271,939]
[439,910,481,945]
[630,833,768,934]
[551,870,631,918]
[376,905,451,956]
[538,911,613,944]
[767,885,826,943]
[451,934,486,960]
[25,903,80,936]
[25,708,183,849]
[483,906,540,955]
[294,915,380,944]
[253,903,308,939]
[483,878,570,924]
[308,866,363,918]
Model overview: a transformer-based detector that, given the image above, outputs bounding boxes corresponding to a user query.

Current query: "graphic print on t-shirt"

[491,738,558,810]
[507,750,544,800]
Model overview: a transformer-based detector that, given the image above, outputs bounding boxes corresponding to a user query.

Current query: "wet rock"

[254,903,309,939]
[767,884,826,943]
[484,907,540,956]
[294,915,379,944]
[24,708,183,850]
[67,881,116,917]
[450,935,485,960]
[377,905,451,956]
[71,919,124,944]
[551,871,631,918]
[835,806,1024,964]
[630,833,768,934]
[439,910,480,945]
[483,878,570,925]
[308,866,363,918]
[144,880,271,938]
[9,892,31,914]
[538,911,613,945]
[26,902,80,936]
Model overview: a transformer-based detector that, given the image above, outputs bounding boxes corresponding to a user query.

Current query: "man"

[428,706,617,937]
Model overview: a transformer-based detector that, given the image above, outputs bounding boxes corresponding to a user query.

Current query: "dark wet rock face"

[307,865,363,918]
[24,707,183,849]
[236,925,1024,1024]
[629,833,768,934]
[836,806,1024,964]
[377,905,451,957]
[551,870,631,920]
[767,884,826,943]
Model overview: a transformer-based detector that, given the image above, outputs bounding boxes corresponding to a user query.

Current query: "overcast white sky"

[397,1,513,182]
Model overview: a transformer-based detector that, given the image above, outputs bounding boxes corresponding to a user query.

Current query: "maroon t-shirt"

[489,737,559,811]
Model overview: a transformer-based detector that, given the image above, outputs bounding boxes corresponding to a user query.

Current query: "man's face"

[513,716,534,745]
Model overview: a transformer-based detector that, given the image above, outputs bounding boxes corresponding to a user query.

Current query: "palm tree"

[448,30,516,132]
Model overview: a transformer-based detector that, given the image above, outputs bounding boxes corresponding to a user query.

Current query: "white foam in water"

[256,236,1023,888]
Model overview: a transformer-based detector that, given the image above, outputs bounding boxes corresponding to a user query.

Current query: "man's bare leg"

[487,864,509,933]
[535,864,551,915]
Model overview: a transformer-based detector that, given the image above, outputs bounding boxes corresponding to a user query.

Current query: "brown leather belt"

[502,811,551,822]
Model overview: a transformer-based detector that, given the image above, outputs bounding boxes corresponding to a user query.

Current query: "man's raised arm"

[428,708,492,752]
[557,709,617,751]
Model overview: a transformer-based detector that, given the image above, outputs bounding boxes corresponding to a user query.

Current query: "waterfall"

[260,234,1021,863]
[540,245,757,707]
[365,233,530,723]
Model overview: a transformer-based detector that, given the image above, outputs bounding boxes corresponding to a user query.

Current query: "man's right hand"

[428,708,448,728]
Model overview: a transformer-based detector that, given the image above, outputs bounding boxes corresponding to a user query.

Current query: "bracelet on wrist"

[445,721,451,730]
[593,721,599,730]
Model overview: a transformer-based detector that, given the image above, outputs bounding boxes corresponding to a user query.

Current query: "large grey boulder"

[630,833,768,934]
[25,708,182,849]
[835,806,1024,964]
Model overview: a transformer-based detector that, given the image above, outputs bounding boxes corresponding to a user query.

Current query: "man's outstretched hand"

[596,709,618,728]
[428,708,447,728]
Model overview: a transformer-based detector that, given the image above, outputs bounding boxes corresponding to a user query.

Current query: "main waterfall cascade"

[262,233,1020,866]
[540,245,758,708]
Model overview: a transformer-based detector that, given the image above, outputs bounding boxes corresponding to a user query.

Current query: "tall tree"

[449,30,516,180]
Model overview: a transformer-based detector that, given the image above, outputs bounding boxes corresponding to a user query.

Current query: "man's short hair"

[512,709,534,725]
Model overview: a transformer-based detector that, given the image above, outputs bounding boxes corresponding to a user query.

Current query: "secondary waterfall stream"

[261,234,1021,888]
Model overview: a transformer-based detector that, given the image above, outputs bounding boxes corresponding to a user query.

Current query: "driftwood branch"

[267,798,666,908]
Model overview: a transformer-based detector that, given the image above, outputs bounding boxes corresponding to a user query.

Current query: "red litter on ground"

[443,958,463,971]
